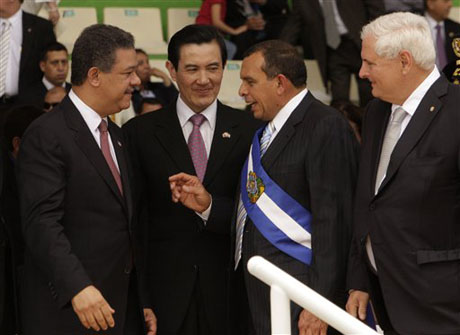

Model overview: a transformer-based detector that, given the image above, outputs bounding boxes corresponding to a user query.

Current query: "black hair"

[168,24,227,70]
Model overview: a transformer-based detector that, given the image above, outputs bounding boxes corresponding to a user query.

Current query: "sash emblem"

[247,171,265,203]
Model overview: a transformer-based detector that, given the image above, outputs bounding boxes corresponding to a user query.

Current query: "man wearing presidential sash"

[235,40,360,335]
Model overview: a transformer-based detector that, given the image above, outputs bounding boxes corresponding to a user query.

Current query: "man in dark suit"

[22,42,72,109]
[424,0,460,71]
[0,0,55,116]
[124,25,256,335]
[0,105,44,334]
[17,24,155,335]
[236,40,358,335]
[280,0,384,107]
[346,12,460,334]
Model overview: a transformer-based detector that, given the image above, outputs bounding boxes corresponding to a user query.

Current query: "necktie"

[322,0,341,49]
[234,122,275,268]
[98,120,123,196]
[0,21,12,97]
[375,107,407,194]
[435,24,448,70]
[188,113,208,182]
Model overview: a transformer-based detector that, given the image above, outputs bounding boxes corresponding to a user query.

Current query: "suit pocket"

[417,248,460,265]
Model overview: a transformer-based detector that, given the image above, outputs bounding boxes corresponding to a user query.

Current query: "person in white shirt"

[347,12,460,335]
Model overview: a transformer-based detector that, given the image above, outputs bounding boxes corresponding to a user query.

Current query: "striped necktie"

[234,122,275,269]
[0,20,12,97]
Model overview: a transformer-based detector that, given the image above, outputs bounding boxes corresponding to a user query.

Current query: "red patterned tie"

[99,120,123,196]
[188,113,208,181]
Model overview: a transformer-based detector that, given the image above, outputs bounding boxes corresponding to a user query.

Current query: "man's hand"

[169,173,211,213]
[246,14,266,31]
[150,67,172,87]
[47,1,60,25]
[144,308,157,335]
[71,285,115,331]
[298,309,328,335]
[346,290,369,321]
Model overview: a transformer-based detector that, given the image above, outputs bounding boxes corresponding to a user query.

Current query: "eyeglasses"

[43,102,60,110]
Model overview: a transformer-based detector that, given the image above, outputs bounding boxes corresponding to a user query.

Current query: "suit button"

[193,265,198,270]
[124,267,131,274]
[369,204,376,211]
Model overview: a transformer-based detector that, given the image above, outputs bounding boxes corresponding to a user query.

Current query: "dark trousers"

[175,278,211,335]
[124,270,145,335]
[328,36,373,107]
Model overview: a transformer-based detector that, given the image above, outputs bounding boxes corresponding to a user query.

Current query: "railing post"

[270,284,291,335]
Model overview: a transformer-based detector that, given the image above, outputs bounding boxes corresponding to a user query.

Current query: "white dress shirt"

[0,9,22,96]
[68,90,120,172]
[318,0,348,35]
[42,76,66,90]
[266,88,308,148]
[176,96,218,221]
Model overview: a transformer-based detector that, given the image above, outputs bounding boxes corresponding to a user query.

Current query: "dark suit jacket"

[123,101,256,334]
[19,11,56,96]
[348,76,460,334]
[280,0,384,86]
[21,81,72,109]
[17,96,139,335]
[233,92,360,334]
[445,18,460,66]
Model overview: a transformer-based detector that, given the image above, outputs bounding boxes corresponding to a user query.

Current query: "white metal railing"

[247,256,379,335]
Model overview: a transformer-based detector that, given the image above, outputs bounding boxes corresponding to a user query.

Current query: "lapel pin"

[429,106,435,112]
[117,140,122,147]
[27,28,32,33]
[222,132,231,138]
[449,32,454,38]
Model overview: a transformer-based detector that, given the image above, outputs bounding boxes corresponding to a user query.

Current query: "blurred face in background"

[40,50,69,87]
[426,0,453,21]
[136,51,152,85]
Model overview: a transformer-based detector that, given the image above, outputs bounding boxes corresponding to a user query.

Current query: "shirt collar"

[69,89,107,132]
[176,95,217,130]
[271,88,308,132]
[391,66,440,116]
[425,12,444,28]
[1,8,22,26]
[42,76,66,90]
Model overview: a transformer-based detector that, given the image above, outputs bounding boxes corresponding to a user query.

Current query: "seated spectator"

[196,0,246,59]
[21,42,71,109]
[132,49,178,114]
[43,86,67,112]
[1,105,44,335]
[225,0,266,59]
[330,99,364,143]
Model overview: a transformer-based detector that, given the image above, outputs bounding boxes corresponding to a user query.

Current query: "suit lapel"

[108,120,132,221]
[20,12,33,78]
[203,102,241,187]
[62,97,127,211]
[261,92,314,171]
[369,101,391,196]
[153,105,196,175]
[377,77,448,193]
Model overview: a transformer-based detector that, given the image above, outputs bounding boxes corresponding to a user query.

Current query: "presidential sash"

[241,128,313,265]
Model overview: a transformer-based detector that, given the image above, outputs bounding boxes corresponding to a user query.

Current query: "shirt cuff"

[195,196,212,224]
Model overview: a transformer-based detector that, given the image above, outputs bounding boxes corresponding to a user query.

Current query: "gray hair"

[361,12,435,70]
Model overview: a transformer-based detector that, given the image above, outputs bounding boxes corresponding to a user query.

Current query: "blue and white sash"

[241,128,313,265]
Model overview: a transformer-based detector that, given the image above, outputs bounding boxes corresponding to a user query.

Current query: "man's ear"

[39,61,46,73]
[275,74,290,95]
[165,60,177,82]
[399,50,413,75]
[87,67,101,87]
